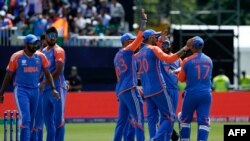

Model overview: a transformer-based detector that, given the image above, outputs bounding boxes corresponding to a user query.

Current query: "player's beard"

[47,41,56,47]
[27,46,36,53]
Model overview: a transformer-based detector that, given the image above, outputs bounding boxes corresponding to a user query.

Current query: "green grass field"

[0,122,248,141]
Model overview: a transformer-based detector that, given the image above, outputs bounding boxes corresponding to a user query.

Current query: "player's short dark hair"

[46,26,58,35]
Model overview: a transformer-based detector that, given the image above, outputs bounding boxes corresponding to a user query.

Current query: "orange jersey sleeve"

[54,46,65,64]
[36,52,50,68]
[6,51,22,72]
[149,45,179,63]
[178,59,187,82]
[125,31,143,52]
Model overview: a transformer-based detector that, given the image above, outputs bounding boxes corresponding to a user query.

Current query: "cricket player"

[136,29,189,141]
[113,9,147,141]
[0,34,59,141]
[31,34,48,141]
[159,39,181,141]
[178,36,213,141]
[41,27,67,141]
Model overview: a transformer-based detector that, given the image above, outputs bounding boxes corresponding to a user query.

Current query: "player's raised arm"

[125,8,147,51]
[151,45,188,63]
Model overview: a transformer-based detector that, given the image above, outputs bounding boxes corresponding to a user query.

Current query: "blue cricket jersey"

[6,50,49,88]
[114,49,138,95]
[136,44,166,98]
[178,53,213,93]
[160,57,181,89]
[42,44,66,90]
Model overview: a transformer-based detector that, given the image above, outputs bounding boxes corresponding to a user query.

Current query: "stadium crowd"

[0,0,125,38]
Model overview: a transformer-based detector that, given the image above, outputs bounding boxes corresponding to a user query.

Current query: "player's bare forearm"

[176,46,189,57]
[52,62,64,79]
[43,68,56,90]
[0,71,13,96]
[139,8,147,31]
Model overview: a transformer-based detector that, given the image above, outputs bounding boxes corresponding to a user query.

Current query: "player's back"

[136,44,165,97]
[183,52,213,93]
[114,49,137,95]
[42,45,66,90]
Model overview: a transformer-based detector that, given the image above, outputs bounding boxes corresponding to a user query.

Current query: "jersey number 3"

[195,65,210,79]
[115,59,128,81]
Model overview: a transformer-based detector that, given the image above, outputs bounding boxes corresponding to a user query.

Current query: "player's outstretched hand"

[52,89,60,100]
[186,38,194,49]
[158,29,168,42]
[141,8,147,20]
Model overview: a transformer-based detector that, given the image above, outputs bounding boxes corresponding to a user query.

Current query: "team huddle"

[114,9,213,141]
[0,27,67,141]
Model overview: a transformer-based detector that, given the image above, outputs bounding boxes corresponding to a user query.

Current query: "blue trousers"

[14,86,39,141]
[123,117,135,141]
[114,88,145,141]
[179,91,211,141]
[31,90,44,141]
[146,88,177,141]
[43,87,67,141]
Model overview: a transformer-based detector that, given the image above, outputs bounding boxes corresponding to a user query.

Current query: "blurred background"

[0,0,250,92]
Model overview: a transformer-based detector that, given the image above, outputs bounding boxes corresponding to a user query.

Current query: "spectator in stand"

[109,0,124,34]
[0,10,13,28]
[13,8,27,35]
[98,8,111,27]
[26,0,43,16]
[74,8,87,31]
[212,68,230,92]
[240,70,250,91]
[67,66,82,92]
[94,16,106,36]
[97,0,110,14]
[33,13,47,37]
[79,0,97,20]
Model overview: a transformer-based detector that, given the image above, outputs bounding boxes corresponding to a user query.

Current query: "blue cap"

[120,33,136,44]
[162,39,171,49]
[24,34,39,44]
[143,29,160,40]
[193,36,204,49]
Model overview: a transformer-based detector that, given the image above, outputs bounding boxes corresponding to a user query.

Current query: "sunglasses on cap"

[47,33,58,38]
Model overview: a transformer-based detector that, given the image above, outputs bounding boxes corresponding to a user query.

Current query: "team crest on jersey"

[21,60,27,66]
